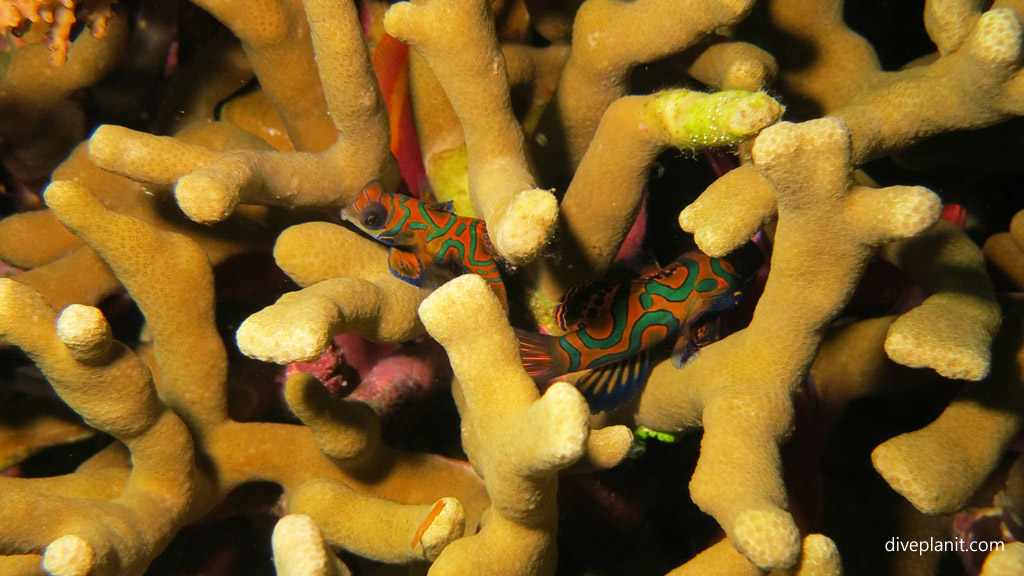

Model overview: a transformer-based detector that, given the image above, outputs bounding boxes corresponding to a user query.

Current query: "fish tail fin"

[514,329,570,382]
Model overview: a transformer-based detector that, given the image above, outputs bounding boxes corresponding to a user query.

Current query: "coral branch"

[686,2,1024,258]
[288,480,464,563]
[882,220,1001,380]
[637,118,940,569]
[189,0,334,151]
[578,425,633,471]
[0,209,79,269]
[873,294,1024,514]
[537,0,757,172]
[284,372,382,468]
[237,222,426,363]
[385,0,557,265]
[302,0,392,165]
[89,0,399,224]
[0,280,194,576]
[687,41,779,93]
[981,541,1024,576]
[986,231,1024,290]
[420,274,613,575]
[839,8,1024,162]
[43,180,229,433]
[667,534,841,576]
[8,246,120,311]
[534,89,782,303]
[272,515,352,576]
[678,164,777,257]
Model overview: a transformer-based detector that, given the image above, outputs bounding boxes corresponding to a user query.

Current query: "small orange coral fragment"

[1,0,115,65]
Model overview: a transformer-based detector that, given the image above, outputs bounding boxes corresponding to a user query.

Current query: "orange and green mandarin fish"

[341,181,508,310]
[516,252,743,413]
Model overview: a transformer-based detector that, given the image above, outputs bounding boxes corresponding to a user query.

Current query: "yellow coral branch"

[190,0,334,151]
[637,118,940,569]
[237,222,427,363]
[981,541,1024,575]
[0,280,194,576]
[272,515,353,576]
[385,0,557,265]
[536,0,757,174]
[44,180,229,434]
[667,534,841,576]
[89,0,399,224]
[284,372,383,469]
[686,2,1024,259]
[288,481,465,563]
[873,294,1024,514]
[420,273,606,575]
[532,89,782,306]
[687,41,780,93]
[882,220,1001,380]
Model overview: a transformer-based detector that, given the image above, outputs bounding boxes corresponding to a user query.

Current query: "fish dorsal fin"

[554,280,617,332]
[574,350,653,414]
[426,200,455,213]
[629,253,662,277]
[388,248,425,285]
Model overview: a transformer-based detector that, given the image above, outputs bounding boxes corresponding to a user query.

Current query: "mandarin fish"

[342,181,508,310]
[516,251,743,413]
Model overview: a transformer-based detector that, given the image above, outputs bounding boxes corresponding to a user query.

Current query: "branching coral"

[1,180,488,574]
[637,117,939,569]
[530,0,768,180]
[419,273,632,575]
[0,3,126,185]
[0,284,193,576]
[682,0,1020,383]
[385,0,558,266]
[88,0,399,224]
[0,0,117,65]
[532,88,783,303]
[236,220,427,363]
[666,534,841,576]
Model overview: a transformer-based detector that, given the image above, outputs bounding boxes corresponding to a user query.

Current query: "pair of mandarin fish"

[344,182,744,414]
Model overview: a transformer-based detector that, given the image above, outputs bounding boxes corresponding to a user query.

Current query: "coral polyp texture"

[1,0,1023,575]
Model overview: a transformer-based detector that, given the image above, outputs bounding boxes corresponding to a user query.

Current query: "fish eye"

[361,202,388,230]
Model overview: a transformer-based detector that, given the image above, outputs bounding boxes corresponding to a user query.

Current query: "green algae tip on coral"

[629,426,679,459]
[645,89,784,151]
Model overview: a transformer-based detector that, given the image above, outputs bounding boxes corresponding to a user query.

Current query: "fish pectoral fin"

[388,249,425,285]
[575,351,653,414]
[389,230,418,247]
[671,313,728,368]
[419,264,459,292]
[670,334,698,369]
